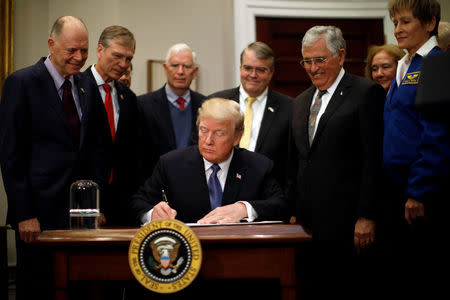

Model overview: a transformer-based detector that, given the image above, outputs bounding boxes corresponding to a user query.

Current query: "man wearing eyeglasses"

[137,43,206,183]
[286,25,385,297]
[208,42,292,188]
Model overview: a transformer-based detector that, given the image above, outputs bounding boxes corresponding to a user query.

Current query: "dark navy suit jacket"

[84,66,139,226]
[287,73,385,242]
[129,146,288,224]
[0,58,106,229]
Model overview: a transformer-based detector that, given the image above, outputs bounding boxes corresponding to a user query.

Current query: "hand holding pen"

[151,189,177,220]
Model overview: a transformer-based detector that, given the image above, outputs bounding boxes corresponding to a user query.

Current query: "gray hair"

[302,26,346,57]
[165,43,197,65]
[197,98,244,135]
[50,16,87,40]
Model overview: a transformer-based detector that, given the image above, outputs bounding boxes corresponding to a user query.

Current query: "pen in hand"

[162,189,169,204]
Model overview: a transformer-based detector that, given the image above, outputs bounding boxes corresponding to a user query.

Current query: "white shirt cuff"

[141,209,153,225]
[239,201,258,222]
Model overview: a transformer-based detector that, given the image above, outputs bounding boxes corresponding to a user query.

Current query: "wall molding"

[233,0,392,84]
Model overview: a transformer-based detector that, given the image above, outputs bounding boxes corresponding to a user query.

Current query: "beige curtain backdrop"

[0,0,14,96]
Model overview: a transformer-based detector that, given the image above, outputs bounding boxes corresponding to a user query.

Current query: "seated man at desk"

[130,97,288,224]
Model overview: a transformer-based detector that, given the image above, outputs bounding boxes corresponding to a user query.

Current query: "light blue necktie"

[208,164,222,210]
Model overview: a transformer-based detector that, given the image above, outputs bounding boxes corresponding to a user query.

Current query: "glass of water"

[69,180,100,229]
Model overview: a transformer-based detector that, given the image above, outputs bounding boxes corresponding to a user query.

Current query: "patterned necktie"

[308,90,327,145]
[102,84,115,142]
[176,97,185,110]
[239,96,257,149]
[208,164,222,210]
[61,79,80,137]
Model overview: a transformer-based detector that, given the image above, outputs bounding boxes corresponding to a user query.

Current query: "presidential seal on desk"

[128,219,202,293]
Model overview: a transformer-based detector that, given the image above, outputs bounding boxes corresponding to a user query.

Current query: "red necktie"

[102,84,115,141]
[176,97,185,110]
[102,83,115,183]
[62,79,80,137]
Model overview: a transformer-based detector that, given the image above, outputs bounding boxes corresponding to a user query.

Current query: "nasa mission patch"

[129,219,202,293]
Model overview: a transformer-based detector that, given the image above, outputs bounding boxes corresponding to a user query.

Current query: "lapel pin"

[268,107,274,112]
[80,88,85,94]
[120,94,124,100]
[340,91,343,96]
[236,173,242,180]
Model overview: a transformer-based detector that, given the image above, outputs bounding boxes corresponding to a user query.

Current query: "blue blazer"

[0,58,106,229]
[383,47,450,202]
[129,146,288,224]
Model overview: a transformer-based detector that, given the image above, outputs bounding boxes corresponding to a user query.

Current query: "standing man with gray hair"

[209,42,292,188]
[84,25,139,226]
[286,25,385,297]
[137,43,205,183]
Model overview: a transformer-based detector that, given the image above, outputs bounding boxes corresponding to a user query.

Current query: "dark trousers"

[15,231,53,300]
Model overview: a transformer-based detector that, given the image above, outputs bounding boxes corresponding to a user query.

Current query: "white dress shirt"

[91,65,120,131]
[239,86,268,151]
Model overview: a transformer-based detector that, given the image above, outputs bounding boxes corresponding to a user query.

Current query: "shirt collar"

[44,56,74,90]
[239,85,268,102]
[415,36,438,58]
[91,64,115,88]
[314,68,345,97]
[165,83,190,105]
[203,148,234,174]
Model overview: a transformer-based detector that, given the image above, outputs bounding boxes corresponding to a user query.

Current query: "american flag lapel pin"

[236,173,242,180]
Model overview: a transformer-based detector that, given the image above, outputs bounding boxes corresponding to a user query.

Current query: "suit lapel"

[313,73,351,146]
[36,59,76,139]
[255,89,279,152]
[114,81,127,144]
[160,87,177,149]
[222,148,246,205]
[74,73,90,148]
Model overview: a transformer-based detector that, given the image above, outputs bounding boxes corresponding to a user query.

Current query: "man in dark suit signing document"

[130,97,288,225]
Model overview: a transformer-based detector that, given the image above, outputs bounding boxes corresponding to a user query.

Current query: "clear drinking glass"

[69,180,100,229]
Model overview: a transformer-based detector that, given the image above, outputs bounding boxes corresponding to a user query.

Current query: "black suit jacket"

[0,58,106,229]
[137,85,205,183]
[208,87,292,187]
[84,67,139,226]
[129,146,288,224]
[287,72,385,242]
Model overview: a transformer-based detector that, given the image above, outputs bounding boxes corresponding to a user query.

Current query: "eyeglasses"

[241,65,269,75]
[300,57,328,68]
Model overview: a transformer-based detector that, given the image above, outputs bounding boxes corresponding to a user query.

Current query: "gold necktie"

[239,96,257,149]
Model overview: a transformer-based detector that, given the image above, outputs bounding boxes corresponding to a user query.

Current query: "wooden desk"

[34,224,311,300]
